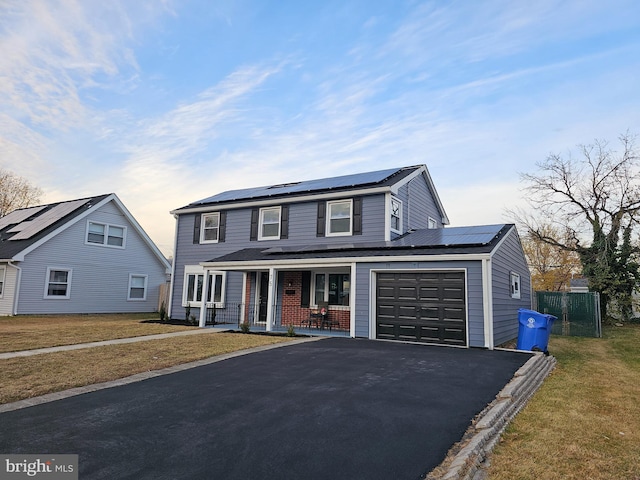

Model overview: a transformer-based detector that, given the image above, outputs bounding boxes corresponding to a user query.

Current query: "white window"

[313,272,350,306]
[128,274,148,300]
[390,197,402,233]
[428,217,438,229]
[327,200,352,236]
[0,266,5,297]
[258,207,281,240]
[200,213,220,243]
[510,272,521,299]
[182,266,225,306]
[87,221,126,248]
[45,267,72,299]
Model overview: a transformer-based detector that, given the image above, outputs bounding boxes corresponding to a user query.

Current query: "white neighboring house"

[0,194,170,316]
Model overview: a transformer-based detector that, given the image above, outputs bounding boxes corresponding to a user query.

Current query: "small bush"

[240,322,251,334]
[159,302,167,322]
[286,324,296,337]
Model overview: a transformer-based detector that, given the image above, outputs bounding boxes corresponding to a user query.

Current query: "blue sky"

[1,0,639,256]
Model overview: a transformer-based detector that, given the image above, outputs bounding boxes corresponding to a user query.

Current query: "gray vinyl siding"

[355,260,486,347]
[394,174,444,232]
[15,201,168,315]
[0,263,17,316]
[170,194,387,318]
[491,227,532,345]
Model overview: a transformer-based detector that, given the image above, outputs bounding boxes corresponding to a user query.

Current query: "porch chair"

[321,307,340,331]
[302,302,328,329]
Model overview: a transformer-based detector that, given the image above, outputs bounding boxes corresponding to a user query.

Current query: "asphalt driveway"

[0,338,530,480]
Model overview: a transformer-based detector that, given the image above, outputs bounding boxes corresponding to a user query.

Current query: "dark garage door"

[376,271,467,345]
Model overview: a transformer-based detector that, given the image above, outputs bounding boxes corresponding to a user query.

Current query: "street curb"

[428,353,557,480]
[0,336,323,414]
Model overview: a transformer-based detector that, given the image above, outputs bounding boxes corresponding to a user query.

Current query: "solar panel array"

[9,199,88,240]
[192,167,404,205]
[0,206,46,230]
[392,225,506,248]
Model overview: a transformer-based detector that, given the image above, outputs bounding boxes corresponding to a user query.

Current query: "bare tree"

[0,169,43,217]
[510,132,640,322]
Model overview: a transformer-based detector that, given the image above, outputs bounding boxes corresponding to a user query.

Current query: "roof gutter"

[171,186,392,215]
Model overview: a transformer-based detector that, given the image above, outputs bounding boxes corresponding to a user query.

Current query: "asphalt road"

[0,338,530,480]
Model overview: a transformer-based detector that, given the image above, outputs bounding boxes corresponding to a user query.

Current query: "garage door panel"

[376,271,467,346]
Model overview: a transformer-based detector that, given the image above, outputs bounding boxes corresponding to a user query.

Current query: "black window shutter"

[250,208,259,241]
[301,271,311,308]
[316,202,326,237]
[218,211,226,243]
[353,197,362,235]
[193,214,201,244]
[280,205,289,239]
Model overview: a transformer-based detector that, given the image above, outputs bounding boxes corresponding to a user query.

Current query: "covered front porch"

[198,263,355,338]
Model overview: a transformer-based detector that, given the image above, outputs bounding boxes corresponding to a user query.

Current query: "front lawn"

[487,324,640,480]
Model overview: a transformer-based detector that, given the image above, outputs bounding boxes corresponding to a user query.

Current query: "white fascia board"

[201,252,491,270]
[171,186,392,215]
[108,194,171,271]
[388,165,426,194]
[422,166,450,226]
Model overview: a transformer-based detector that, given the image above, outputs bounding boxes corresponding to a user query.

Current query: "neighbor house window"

[313,272,350,306]
[510,272,521,299]
[128,274,148,300]
[182,266,225,306]
[428,217,438,229]
[327,200,352,236]
[0,266,5,297]
[258,207,281,240]
[200,213,220,243]
[45,267,72,299]
[390,197,402,233]
[87,221,126,248]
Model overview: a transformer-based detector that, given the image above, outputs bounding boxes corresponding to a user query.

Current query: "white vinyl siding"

[200,213,220,243]
[128,274,148,300]
[87,221,126,248]
[44,267,72,299]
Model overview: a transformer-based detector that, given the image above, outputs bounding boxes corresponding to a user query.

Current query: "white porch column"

[482,258,494,349]
[350,263,356,337]
[198,268,210,328]
[265,267,276,332]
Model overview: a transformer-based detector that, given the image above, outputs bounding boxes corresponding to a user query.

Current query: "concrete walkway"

[0,327,232,360]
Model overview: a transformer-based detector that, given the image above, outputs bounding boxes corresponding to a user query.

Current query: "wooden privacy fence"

[535,291,602,338]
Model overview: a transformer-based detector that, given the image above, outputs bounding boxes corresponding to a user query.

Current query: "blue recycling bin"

[516,309,556,353]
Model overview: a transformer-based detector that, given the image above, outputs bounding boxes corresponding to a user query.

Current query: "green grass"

[487,324,640,480]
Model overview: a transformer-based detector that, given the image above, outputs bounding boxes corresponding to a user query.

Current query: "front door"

[257,272,269,324]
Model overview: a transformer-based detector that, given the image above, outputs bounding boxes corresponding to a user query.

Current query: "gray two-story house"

[168,165,531,349]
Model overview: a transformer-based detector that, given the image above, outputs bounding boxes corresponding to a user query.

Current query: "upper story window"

[428,217,438,229]
[327,200,352,236]
[45,267,72,299]
[510,272,521,299]
[200,213,220,243]
[259,207,281,240]
[390,197,402,234]
[87,221,126,248]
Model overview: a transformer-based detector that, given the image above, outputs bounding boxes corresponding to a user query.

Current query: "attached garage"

[376,271,467,346]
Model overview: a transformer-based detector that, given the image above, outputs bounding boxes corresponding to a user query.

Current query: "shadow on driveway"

[0,338,530,480]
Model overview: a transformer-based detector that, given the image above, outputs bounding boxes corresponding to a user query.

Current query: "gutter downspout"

[8,261,21,316]
[482,257,494,350]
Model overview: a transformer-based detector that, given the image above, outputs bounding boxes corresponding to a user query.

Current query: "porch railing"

[205,302,349,334]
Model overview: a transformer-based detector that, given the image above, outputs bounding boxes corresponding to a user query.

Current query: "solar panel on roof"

[9,199,88,240]
[192,167,405,205]
[0,206,46,230]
